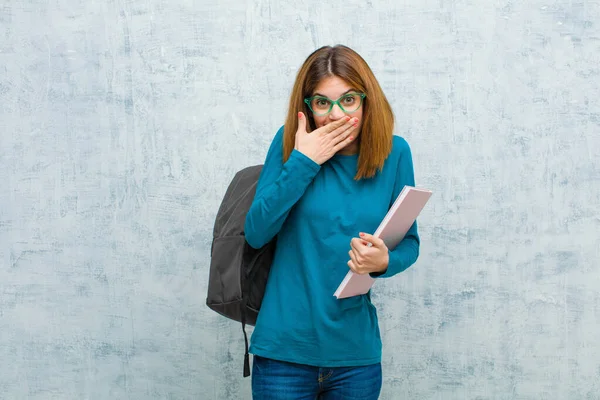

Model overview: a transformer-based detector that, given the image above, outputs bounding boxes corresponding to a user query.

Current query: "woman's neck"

[337,140,359,156]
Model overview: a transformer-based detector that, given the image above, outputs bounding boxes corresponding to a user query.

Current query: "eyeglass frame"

[303,92,367,116]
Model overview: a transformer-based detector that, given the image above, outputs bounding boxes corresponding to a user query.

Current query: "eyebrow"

[312,89,355,98]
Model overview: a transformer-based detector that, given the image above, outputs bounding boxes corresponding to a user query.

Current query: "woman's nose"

[328,103,345,120]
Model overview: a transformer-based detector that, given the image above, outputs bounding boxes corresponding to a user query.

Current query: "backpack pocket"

[206,235,245,321]
[244,238,276,317]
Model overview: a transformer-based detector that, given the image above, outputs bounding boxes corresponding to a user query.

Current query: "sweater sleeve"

[371,137,421,278]
[244,126,321,249]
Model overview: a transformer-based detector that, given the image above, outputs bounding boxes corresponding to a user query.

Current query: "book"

[333,186,433,299]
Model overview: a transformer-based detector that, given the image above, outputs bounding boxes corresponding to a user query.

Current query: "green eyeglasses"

[304,92,366,116]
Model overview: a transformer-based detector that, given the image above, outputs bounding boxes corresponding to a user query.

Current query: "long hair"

[282,45,395,180]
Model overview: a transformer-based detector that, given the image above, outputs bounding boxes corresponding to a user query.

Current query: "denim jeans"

[251,355,382,399]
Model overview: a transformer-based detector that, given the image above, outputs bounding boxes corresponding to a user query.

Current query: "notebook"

[333,185,432,299]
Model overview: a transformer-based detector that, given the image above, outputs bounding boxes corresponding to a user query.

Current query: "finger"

[351,238,367,259]
[318,115,351,135]
[297,112,307,134]
[348,248,362,266]
[332,123,357,146]
[348,259,366,275]
[332,133,356,153]
[328,116,358,139]
[347,259,359,273]
[350,237,363,250]
[359,232,385,248]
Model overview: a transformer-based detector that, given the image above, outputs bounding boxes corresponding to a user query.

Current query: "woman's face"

[309,76,364,155]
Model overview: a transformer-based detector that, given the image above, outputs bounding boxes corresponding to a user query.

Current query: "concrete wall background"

[1,0,599,399]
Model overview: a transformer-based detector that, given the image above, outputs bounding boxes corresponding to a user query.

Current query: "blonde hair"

[282,45,395,180]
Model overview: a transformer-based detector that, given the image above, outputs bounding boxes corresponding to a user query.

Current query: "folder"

[333,186,432,299]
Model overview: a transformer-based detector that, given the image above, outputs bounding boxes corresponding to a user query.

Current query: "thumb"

[297,112,307,135]
[359,232,384,248]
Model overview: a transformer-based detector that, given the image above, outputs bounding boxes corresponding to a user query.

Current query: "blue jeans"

[251,355,382,399]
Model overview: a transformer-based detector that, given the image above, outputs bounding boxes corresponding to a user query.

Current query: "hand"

[347,233,389,275]
[294,112,358,165]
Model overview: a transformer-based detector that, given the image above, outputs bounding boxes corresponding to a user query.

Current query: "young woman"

[244,44,421,399]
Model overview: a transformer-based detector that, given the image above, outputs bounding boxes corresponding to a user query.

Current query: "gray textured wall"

[1,0,599,399]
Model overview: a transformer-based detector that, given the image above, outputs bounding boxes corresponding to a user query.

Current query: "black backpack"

[206,165,277,377]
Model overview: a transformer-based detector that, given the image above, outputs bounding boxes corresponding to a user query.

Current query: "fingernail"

[298,112,302,118]
[359,232,364,236]
[353,123,358,127]
[349,136,354,140]
[345,116,351,121]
